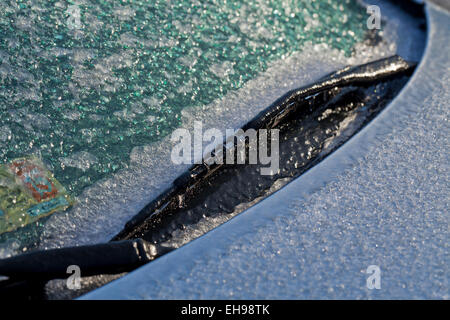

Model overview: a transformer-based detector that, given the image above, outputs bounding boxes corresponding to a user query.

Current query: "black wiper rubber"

[114,55,417,241]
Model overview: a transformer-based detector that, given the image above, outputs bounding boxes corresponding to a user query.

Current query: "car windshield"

[0,0,420,257]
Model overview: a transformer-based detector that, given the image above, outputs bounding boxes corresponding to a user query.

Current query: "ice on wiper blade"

[114,55,416,241]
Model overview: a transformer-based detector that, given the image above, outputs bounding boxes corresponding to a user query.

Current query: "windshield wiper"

[114,55,417,241]
[0,55,417,298]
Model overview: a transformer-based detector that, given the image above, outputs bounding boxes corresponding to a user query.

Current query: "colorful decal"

[0,157,74,235]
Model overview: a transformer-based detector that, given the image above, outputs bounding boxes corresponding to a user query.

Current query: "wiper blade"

[115,55,417,241]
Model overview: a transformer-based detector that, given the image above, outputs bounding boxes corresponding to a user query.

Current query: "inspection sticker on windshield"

[0,157,74,235]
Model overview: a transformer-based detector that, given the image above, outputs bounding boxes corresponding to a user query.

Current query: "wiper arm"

[0,239,172,290]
